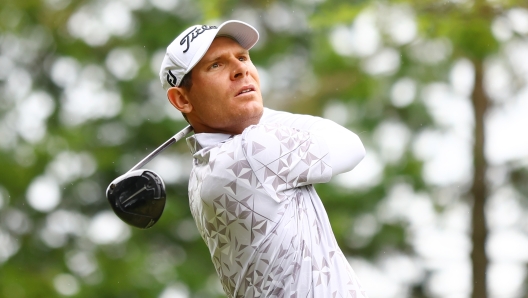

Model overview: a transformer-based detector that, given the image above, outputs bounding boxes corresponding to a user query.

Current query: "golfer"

[159,20,368,298]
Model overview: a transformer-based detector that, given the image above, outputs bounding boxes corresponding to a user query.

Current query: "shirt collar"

[186,108,273,154]
[186,133,233,154]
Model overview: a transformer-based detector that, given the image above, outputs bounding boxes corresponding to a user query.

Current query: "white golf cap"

[159,20,259,90]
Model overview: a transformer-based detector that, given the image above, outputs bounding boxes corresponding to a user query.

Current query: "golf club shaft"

[128,125,193,173]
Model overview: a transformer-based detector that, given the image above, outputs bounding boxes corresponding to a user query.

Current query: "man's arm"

[259,108,365,176]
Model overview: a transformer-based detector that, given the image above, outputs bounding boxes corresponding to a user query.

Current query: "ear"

[167,87,193,113]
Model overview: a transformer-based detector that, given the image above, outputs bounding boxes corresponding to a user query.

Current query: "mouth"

[236,85,256,97]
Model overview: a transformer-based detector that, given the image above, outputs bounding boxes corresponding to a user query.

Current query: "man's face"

[175,36,263,134]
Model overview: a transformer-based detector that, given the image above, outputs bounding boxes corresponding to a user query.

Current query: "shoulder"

[242,123,309,144]
[241,123,312,160]
[259,108,298,125]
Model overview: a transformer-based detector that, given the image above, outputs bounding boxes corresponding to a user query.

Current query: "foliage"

[1,0,528,297]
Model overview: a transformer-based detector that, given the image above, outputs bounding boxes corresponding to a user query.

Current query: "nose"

[231,59,248,80]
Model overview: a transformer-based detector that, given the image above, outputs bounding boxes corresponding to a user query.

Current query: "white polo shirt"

[185,108,367,298]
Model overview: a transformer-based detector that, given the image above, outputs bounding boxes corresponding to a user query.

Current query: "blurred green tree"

[1,0,527,297]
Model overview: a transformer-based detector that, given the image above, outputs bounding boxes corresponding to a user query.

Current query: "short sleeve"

[241,123,332,202]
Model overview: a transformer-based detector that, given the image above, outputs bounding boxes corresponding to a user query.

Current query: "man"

[159,20,367,298]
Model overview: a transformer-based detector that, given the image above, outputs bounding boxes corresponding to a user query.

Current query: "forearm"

[311,121,365,176]
[259,108,366,176]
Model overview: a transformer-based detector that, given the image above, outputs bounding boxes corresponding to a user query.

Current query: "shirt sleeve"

[241,123,332,203]
[259,108,366,176]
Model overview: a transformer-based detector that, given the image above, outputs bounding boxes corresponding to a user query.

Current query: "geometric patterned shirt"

[185,109,368,298]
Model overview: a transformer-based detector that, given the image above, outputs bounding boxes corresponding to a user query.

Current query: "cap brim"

[217,20,260,50]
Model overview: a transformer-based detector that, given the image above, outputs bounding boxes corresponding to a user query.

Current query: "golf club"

[106,125,193,229]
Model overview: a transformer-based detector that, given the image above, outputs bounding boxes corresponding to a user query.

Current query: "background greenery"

[1,0,528,297]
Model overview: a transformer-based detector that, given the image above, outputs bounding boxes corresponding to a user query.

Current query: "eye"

[210,62,219,69]
[238,56,247,62]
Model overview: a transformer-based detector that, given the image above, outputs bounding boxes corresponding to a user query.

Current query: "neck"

[191,111,263,135]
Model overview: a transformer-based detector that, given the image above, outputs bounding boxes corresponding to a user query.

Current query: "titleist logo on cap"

[180,25,218,53]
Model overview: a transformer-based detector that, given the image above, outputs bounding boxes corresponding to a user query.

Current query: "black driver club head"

[106,169,166,229]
